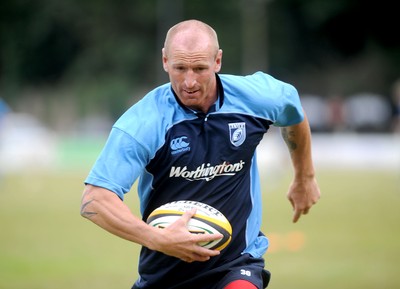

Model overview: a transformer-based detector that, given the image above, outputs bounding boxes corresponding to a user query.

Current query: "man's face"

[162,38,222,113]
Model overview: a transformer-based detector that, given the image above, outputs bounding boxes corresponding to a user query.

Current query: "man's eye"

[194,67,206,72]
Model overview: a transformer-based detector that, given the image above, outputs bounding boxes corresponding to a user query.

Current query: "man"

[81,19,320,289]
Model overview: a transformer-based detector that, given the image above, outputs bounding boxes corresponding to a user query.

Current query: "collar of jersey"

[170,73,224,117]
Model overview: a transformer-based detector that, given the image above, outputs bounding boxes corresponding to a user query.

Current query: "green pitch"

[0,168,398,289]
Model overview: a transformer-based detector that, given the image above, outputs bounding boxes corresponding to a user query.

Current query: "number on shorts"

[240,269,251,277]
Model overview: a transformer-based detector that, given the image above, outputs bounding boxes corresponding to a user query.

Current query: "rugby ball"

[146,200,232,250]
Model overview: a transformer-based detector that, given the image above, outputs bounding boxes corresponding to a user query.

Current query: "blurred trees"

[267,0,399,96]
[0,0,398,128]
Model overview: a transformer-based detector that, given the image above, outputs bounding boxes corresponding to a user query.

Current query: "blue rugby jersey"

[85,72,304,288]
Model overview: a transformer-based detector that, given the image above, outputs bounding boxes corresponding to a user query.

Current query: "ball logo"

[229,122,246,147]
[170,136,190,155]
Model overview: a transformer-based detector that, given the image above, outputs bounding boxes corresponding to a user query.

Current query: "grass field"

[0,162,399,288]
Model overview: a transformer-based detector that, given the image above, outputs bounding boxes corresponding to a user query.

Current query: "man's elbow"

[80,186,98,219]
[80,199,98,219]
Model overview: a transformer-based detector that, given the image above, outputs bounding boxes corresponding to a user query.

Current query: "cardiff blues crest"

[229,122,246,147]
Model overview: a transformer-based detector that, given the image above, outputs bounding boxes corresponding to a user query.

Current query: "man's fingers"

[292,209,302,223]
[178,208,197,225]
[195,232,224,242]
[179,209,223,240]
[292,207,310,223]
[182,245,221,263]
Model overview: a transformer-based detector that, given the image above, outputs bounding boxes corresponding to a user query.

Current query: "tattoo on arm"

[80,200,98,218]
[281,127,298,153]
[80,190,98,218]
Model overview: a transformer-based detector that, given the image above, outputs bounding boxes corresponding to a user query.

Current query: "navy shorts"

[213,254,270,289]
[132,254,271,289]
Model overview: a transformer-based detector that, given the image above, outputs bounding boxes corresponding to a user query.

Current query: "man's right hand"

[149,208,222,263]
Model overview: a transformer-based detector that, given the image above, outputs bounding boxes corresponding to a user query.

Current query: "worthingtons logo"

[169,160,245,181]
[170,136,190,155]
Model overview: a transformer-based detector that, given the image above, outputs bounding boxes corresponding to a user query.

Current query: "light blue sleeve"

[273,80,304,127]
[84,85,173,201]
[220,72,304,126]
[84,127,149,200]
[249,71,304,127]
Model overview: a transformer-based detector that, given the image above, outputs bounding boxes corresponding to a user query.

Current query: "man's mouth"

[184,90,199,95]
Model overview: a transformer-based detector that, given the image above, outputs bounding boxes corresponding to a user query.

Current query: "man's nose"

[184,70,196,88]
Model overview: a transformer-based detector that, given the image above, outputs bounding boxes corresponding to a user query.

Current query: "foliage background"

[1,0,399,128]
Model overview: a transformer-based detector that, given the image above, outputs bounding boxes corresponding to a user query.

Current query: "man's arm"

[280,112,321,223]
[80,185,221,262]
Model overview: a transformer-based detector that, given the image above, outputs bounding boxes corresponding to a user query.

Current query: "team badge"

[229,122,246,147]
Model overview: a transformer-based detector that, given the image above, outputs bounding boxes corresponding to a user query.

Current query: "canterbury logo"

[170,136,190,155]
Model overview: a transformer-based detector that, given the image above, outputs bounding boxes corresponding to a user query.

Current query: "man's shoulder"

[118,83,174,121]
[137,83,174,108]
[219,72,297,104]
[113,83,188,140]
[220,71,291,90]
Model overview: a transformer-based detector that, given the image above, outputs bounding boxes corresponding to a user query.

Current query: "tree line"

[0,0,398,121]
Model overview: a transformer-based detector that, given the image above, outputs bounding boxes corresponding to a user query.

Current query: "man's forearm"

[280,113,315,179]
[80,185,158,248]
[80,185,223,261]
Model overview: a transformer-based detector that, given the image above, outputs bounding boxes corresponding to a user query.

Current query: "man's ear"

[162,48,168,72]
[214,49,223,73]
